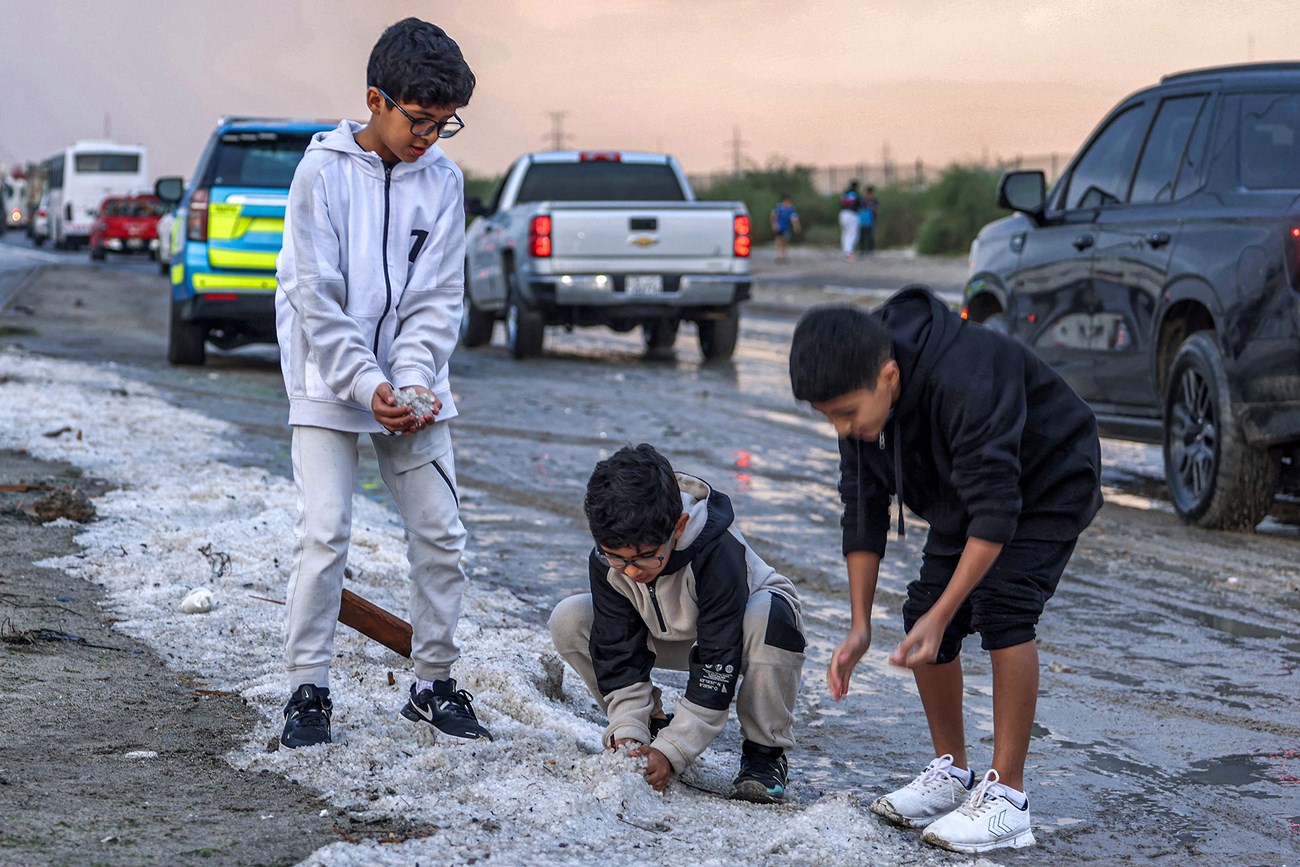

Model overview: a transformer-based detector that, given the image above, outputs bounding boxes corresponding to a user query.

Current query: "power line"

[728,126,746,176]
[545,111,571,151]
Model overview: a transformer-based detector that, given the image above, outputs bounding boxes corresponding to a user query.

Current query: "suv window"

[1130,95,1207,204]
[1063,104,1150,210]
[205,132,315,188]
[515,163,686,203]
[1238,92,1300,188]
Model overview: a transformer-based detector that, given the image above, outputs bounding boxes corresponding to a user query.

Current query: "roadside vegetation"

[463,162,1009,257]
[696,161,1010,255]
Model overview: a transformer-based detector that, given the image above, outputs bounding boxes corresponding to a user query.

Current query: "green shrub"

[696,161,830,245]
[913,165,1005,255]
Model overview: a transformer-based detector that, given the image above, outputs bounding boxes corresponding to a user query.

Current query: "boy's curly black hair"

[367,18,476,108]
[584,444,682,551]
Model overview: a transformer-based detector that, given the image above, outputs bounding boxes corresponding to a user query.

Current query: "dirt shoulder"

[0,449,423,866]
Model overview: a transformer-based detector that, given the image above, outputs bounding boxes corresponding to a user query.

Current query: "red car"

[89,195,165,260]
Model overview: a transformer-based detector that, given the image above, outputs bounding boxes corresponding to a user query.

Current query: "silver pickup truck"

[462,150,751,361]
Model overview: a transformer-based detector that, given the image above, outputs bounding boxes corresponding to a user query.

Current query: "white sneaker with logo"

[869,754,973,828]
[921,769,1035,853]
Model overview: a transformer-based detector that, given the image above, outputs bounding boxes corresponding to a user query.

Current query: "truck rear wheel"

[643,319,678,356]
[459,292,495,348]
[697,305,739,362]
[168,300,207,365]
[1163,332,1277,529]
[506,275,544,359]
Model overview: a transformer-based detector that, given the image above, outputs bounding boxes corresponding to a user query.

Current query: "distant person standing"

[858,186,879,255]
[770,194,800,263]
[838,180,861,261]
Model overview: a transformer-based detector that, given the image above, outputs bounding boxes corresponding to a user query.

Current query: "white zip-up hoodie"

[275,120,465,432]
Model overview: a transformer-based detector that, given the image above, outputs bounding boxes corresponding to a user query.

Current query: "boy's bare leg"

[989,640,1038,792]
[913,658,968,771]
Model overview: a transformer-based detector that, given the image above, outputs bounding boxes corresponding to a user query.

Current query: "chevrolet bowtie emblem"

[630,234,659,247]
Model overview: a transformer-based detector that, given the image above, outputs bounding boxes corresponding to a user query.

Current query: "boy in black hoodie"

[788,286,1101,854]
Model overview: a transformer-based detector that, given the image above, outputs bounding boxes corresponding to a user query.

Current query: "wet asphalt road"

[2,235,1298,865]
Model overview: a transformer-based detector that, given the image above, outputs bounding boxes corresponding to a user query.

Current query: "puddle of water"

[1185,754,1274,790]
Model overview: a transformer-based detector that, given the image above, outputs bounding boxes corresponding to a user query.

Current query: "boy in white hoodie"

[274,18,490,749]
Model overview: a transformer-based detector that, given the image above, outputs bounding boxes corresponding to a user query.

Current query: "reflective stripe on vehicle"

[192,274,276,291]
[207,248,279,269]
[206,201,285,269]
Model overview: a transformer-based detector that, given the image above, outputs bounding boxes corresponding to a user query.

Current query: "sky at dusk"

[1,0,1294,182]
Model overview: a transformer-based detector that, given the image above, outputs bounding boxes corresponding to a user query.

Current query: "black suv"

[964,63,1300,530]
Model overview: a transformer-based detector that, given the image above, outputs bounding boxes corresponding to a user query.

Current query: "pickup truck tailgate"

[548,203,734,260]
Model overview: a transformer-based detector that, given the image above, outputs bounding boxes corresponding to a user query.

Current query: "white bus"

[44,140,149,248]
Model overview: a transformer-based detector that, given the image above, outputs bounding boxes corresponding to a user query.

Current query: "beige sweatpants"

[549,589,804,751]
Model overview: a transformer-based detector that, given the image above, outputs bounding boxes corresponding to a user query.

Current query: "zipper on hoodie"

[647,579,668,633]
[373,164,394,357]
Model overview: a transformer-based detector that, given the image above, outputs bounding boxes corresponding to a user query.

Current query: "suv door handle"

[1073,234,1095,251]
[1146,231,1171,249]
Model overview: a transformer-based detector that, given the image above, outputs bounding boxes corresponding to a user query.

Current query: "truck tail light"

[530,214,552,258]
[187,188,209,243]
[1291,227,1300,290]
[579,152,621,162]
[733,215,751,257]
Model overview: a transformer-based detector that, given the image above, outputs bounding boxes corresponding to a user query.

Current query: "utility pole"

[728,126,746,176]
[546,112,570,151]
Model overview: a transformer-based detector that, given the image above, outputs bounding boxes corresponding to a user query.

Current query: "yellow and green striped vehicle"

[162,117,333,365]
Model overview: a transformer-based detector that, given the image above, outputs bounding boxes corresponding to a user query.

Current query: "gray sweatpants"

[284,422,467,689]
[549,590,804,751]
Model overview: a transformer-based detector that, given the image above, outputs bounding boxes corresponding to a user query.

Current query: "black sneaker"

[400,679,493,741]
[280,684,332,750]
[649,713,674,742]
[729,740,788,803]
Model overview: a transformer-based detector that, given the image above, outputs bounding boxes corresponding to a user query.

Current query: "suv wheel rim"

[1169,367,1217,501]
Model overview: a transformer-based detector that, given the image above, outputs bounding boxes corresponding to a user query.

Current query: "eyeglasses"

[595,534,674,572]
[374,87,464,139]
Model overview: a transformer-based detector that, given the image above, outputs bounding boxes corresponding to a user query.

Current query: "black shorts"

[902,537,1077,664]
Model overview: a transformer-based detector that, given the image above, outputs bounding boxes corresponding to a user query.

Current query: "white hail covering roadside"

[0,346,1000,867]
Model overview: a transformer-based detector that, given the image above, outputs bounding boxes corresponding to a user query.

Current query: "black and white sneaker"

[400,679,493,741]
[280,684,332,750]
[729,740,788,804]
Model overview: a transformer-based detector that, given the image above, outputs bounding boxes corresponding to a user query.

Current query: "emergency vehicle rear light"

[187,189,209,243]
[733,215,751,257]
[202,293,239,301]
[530,214,552,258]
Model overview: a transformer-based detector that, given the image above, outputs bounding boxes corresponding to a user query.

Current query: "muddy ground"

[1,241,1298,865]
[0,450,433,866]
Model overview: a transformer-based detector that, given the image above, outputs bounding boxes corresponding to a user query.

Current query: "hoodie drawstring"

[856,437,865,541]
[892,414,905,539]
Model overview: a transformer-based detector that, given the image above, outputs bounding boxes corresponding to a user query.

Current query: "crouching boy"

[549,444,806,802]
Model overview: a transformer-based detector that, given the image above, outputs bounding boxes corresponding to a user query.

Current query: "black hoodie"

[839,286,1103,557]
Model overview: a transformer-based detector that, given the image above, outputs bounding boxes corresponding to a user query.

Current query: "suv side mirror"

[154,176,185,204]
[997,171,1046,222]
[465,196,488,217]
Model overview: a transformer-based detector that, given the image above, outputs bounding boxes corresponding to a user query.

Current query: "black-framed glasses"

[595,534,674,572]
[374,87,464,139]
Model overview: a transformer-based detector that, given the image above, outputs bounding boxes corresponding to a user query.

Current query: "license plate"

[127,239,144,248]
[626,275,664,295]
